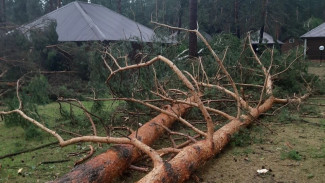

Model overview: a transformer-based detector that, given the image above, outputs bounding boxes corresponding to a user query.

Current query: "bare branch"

[130,137,163,168]
[58,98,98,136]
[198,82,252,111]
[0,69,7,78]
[90,97,207,137]
[151,21,242,119]
[272,53,304,79]
[151,91,235,120]
[129,165,150,172]
[154,123,197,143]
[103,55,215,140]
[74,145,95,166]
[104,50,121,69]
[199,57,209,84]
[247,32,268,76]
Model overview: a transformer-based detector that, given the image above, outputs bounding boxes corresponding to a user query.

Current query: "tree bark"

[117,0,121,14]
[57,0,61,8]
[189,0,198,57]
[52,98,194,183]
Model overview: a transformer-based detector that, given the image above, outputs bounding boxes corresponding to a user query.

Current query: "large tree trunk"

[189,0,198,57]
[137,97,277,182]
[52,98,193,183]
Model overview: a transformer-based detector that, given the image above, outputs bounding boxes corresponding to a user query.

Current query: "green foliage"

[24,75,50,105]
[3,103,43,140]
[30,22,58,51]
[209,34,241,65]
[2,75,50,140]
[24,126,43,140]
[276,108,300,123]
[4,0,43,24]
[310,148,325,159]
[299,105,320,116]
[271,47,311,97]
[307,174,315,179]
[231,129,252,147]
[281,150,302,161]
[304,17,324,31]
[314,79,325,95]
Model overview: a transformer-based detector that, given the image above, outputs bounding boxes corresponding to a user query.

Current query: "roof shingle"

[301,22,325,38]
[20,1,156,42]
[251,31,283,45]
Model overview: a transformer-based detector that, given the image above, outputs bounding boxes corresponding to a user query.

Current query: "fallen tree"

[52,97,194,182]
[0,22,314,183]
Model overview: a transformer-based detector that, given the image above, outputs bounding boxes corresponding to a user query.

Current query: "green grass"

[281,150,302,161]
[0,100,120,182]
[307,145,325,159]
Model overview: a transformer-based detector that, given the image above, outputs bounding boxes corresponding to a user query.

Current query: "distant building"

[251,31,283,51]
[301,22,325,60]
[281,37,303,53]
[20,1,156,42]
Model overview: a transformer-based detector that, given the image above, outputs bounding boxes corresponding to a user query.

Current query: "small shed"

[20,1,156,42]
[251,31,283,51]
[301,22,325,60]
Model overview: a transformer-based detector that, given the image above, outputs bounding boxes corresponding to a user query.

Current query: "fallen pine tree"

[1,23,314,183]
[52,97,194,182]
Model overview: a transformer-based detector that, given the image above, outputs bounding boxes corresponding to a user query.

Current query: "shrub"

[281,150,302,161]
[24,75,50,104]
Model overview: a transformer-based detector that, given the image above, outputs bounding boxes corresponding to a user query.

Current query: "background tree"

[189,0,197,57]
[259,0,268,44]
[0,0,5,24]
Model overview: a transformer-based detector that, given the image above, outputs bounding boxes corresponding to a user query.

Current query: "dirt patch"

[308,65,325,80]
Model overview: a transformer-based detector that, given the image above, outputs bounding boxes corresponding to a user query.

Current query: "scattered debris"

[285,142,294,149]
[18,168,23,175]
[257,169,269,174]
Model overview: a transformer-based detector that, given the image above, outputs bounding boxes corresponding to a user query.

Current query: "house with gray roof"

[301,22,325,60]
[20,1,156,42]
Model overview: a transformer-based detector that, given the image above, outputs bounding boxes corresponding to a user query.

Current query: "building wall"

[306,38,325,60]
[281,38,302,53]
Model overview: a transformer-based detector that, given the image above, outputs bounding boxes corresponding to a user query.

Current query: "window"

[289,38,295,43]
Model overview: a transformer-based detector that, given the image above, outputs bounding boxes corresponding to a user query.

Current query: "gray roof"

[301,22,325,38]
[251,31,283,45]
[20,1,155,42]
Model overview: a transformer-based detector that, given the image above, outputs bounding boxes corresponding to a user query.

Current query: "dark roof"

[20,1,155,42]
[301,22,325,38]
[251,31,283,45]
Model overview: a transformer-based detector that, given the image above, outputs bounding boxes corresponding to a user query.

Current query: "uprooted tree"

[0,22,316,182]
